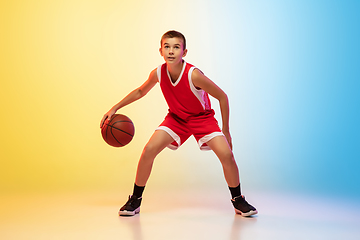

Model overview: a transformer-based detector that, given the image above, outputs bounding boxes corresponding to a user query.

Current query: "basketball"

[101,114,135,147]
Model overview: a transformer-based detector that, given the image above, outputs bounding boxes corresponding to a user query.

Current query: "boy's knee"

[219,151,235,164]
[221,148,233,159]
[142,143,159,157]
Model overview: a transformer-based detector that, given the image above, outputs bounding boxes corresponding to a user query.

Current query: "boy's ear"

[182,49,188,57]
[159,47,163,56]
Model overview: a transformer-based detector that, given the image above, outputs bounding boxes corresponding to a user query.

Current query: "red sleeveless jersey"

[157,61,211,120]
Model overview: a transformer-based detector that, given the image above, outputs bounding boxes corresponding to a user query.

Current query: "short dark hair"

[160,30,186,50]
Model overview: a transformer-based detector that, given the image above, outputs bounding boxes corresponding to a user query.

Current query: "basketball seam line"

[112,120,134,126]
[109,124,134,137]
[110,127,125,146]
[110,120,133,124]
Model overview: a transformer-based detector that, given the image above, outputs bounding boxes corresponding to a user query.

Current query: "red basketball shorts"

[156,110,224,151]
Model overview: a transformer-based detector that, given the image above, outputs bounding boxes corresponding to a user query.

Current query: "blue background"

[205,0,360,198]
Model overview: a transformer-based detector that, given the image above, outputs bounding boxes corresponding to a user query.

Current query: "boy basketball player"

[100,30,257,217]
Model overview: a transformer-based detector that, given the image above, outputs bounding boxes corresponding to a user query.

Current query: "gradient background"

[1,0,359,201]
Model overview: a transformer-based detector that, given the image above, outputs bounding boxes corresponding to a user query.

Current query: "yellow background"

[0,0,226,195]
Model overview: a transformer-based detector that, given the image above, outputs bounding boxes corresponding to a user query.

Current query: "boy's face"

[159,37,187,64]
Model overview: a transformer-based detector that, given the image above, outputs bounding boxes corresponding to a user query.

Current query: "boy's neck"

[167,60,184,76]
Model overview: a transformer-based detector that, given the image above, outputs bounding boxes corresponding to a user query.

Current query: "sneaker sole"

[235,208,258,217]
[118,207,140,216]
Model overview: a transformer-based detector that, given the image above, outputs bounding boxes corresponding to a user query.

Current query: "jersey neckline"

[166,60,187,87]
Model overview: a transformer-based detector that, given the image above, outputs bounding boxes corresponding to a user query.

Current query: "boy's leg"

[206,135,257,217]
[119,130,173,216]
[206,135,239,187]
[135,129,174,186]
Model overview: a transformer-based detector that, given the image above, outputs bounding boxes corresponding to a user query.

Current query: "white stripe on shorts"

[198,132,225,151]
[156,126,181,150]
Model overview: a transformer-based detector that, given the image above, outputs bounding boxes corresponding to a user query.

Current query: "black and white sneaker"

[118,195,142,216]
[231,195,258,217]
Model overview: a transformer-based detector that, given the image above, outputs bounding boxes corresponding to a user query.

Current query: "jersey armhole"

[188,67,206,110]
[188,67,204,90]
[157,65,162,83]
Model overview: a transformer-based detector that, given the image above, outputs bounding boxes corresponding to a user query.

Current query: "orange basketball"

[101,114,135,147]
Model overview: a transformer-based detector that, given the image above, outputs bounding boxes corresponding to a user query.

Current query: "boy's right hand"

[100,109,117,128]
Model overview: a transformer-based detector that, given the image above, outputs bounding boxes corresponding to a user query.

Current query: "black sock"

[133,183,145,198]
[229,184,241,199]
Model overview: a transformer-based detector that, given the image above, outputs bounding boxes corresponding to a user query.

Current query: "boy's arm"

[191,69,233,149]
[100,68,158,128]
